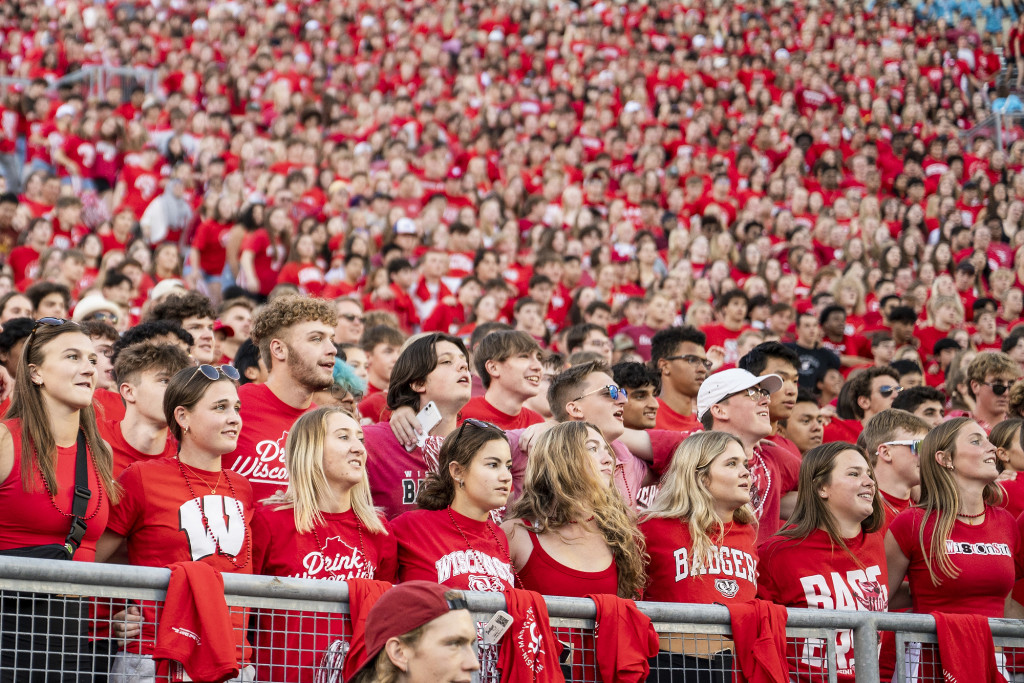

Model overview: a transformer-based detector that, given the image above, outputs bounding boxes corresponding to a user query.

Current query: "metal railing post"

[852,615,880,683]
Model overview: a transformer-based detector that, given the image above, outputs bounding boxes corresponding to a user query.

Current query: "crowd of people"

[3,0,1024,679]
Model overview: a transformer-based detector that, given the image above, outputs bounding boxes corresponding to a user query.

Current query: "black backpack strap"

[63,431,92,558]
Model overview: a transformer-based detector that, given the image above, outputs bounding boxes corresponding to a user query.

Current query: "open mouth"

[525,375,540,385]
[613,409,623,421]
[223,429,239,438]
[457,374,471,385]
[348,458,363,468]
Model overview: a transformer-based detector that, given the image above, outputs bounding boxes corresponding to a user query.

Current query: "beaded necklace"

[616,463,633,506]
[35,439,104,521]
[446,506,521,588]
[177,457,250,570]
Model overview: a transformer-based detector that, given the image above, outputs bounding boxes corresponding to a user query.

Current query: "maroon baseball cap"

[348,581,465,679]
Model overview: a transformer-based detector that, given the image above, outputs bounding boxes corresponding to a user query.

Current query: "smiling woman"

[95,364,256,683]
[758,442,887,683]
[250,406,397,682]
[0,318,117,681]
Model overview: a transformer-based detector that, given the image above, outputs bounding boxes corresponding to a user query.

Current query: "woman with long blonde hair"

[501,421,646,599]
[886,418,1019,677]
[641,431,756,682]
[251,405,396,682]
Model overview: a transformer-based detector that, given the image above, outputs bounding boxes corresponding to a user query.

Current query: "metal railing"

[0,555,1022,682]
[0,66,157,100]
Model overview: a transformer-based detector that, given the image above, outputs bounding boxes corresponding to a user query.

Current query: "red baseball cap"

[347,581,465,680]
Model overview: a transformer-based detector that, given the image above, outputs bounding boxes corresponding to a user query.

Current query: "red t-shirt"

[1001,477,1024,520]
[822,417,863,443]
[654,398,701,431]
[459,396,544,430]
[223,382,313,504]
[880,490,912,530]
[241,229,286,296]
[93,387,126,423]
[250,504,398,682]
[106,457,254,657]
[391,507,515,592]
[888,505,1023,617]
[98,418,177,477]
[358,391,390,424]
[192,219,232,276]
[640,518,758,604]
[0,418,108,561]
[749,441,801,545]
[364,423,443,519]
[701,323,750,366]
[758,528,889,682]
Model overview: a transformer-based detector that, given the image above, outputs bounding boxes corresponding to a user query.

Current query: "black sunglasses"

[339,313,364,324]
[186,364,241,385]
[983,380,1017,396]
[27,317,79,353]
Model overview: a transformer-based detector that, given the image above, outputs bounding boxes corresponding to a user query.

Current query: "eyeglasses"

[730,386,771,402]
[878,385,903,398]
[447,418,500,453]
[185,363,241,386]
[572,384,627,402]
[339,313,364,324]
[983,380,1017,396]
[663,354,713,371]
[882,440,922,456]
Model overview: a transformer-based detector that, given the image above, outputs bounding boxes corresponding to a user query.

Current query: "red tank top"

[517,519,618,598]
[0,418,108,561]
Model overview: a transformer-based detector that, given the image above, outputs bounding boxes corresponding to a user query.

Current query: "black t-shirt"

[784,342,840,391]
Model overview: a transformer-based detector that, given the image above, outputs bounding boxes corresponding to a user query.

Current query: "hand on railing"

[112,605,143,644]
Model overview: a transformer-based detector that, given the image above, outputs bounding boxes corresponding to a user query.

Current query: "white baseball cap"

[696,368,783,421]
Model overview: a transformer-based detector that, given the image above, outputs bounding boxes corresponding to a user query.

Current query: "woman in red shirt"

[240,206,290,300]
[390,419,516,592]
[251,406,397,682]
[97,364,254,681]
[758,442,887,682]
[276,233,326,297]
[0,318,116,677]
[640,431,757,681]
[502,421,645,598]
[886,418,1024,679]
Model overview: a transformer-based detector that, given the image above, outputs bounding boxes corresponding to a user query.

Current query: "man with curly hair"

[223,295,338,501]
[148,291,218,364]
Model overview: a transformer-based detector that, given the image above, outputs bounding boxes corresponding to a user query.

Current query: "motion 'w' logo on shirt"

[179,495,246,561]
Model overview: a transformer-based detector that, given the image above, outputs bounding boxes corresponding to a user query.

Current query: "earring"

[457,480,464,489]
[184,425,190,435]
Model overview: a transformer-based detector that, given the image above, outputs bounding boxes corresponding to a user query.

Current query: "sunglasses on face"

[87,311,118,324]
[186,363,241,386]
[572,384,628,402]
[664,354,713,371]
[339,314,364,324]
[878,385,903,398]
[882,439,921,456]
[983,380,1017,396]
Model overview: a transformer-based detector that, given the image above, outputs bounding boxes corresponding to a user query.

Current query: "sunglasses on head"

[27,317,79,353]
[983,380,1017,396]
[447,418,500,452]
[878,385,903,398]
[186,364,241,385]
[572,384,627,402]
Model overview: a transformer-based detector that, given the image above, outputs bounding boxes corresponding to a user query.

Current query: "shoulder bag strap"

[62,431,92,558]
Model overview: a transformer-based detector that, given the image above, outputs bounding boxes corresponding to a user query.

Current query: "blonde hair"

[643,431,754,570]
[507,422,647,598]
[264,406,385,535]
[917,418,1004,584]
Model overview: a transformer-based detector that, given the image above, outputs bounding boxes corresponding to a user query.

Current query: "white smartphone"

[415,401,442,448]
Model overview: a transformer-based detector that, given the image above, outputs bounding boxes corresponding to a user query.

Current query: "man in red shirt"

[857,409,930,527]
[223,296,338,502]
[738,342,802,458]
[702,290,752,366]
[823,366,902,443]
[651,326,708,432]
[102,343,192,476]
[460,330,545,429]
[357,324,405,424]
[966,351,1019,432]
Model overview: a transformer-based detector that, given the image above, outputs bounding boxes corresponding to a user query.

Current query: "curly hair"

[148,291,216,324]
[250,295,337,370]
[507,422,647,599]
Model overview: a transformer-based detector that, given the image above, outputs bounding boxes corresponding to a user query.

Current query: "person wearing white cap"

[695,367,800,544]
